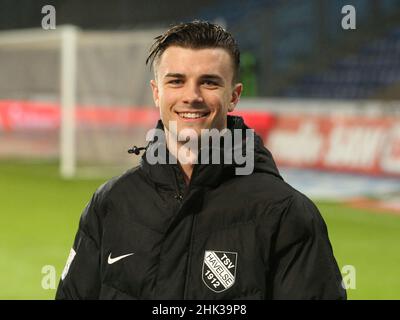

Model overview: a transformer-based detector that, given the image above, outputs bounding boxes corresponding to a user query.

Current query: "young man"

[56,21,346,300]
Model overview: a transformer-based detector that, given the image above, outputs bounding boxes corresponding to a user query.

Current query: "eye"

[168,79,183,85]
[202,80,218,87]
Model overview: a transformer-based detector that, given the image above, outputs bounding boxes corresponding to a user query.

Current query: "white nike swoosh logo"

[107,252,134,264]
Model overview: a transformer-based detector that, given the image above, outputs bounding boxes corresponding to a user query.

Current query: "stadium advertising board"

[1,100,399,177]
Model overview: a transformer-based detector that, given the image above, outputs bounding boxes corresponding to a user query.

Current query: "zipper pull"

[174,194,183,202]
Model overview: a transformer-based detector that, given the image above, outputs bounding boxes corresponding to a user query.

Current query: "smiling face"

[150,46,242,140]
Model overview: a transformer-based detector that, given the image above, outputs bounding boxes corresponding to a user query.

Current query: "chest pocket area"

[101,219,164,299]
[102,252,138,297]
[102,250,157,299]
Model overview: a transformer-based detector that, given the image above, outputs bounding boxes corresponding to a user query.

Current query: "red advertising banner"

[265,114,400,177]
[0,100,160,131]
[1,100,399,177]
[0,100,274,135]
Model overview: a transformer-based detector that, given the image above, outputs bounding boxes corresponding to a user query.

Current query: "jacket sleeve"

[268,193,347,300]
[55,192,103,300]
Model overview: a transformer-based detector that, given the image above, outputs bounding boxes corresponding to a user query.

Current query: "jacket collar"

[140,115,281,190]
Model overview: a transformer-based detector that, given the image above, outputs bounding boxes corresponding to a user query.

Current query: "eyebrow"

[164,73,185,79]
[164,73,224,84]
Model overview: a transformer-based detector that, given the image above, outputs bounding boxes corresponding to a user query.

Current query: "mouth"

[176,111,210,121]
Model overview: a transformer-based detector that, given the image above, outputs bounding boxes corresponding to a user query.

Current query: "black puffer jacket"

[56,116,346,300]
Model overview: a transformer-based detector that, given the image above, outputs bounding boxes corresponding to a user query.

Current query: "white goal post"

[60,26,78,178]
[0,26,77,177]
[0,26,161,178]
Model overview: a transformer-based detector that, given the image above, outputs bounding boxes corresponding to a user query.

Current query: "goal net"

[0,26,162,178]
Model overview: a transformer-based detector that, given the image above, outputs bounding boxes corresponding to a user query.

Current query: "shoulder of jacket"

[246,173,322,230]
[91,165,143,209]
[258,172,318,209]
[278,186,325,239]
[238,171,300,204]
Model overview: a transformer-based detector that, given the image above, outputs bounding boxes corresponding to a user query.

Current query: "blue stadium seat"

[280,24,400,99]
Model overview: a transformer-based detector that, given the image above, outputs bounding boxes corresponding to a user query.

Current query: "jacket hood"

[139,115,282,189]
[227,115,282,180]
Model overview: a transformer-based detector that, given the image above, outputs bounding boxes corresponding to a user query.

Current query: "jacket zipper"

[172,164,201,299]
[173,163,199,202]
[172,166,185,202]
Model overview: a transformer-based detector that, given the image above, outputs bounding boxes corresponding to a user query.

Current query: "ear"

[150,79,160,108]
[228,83,243,112]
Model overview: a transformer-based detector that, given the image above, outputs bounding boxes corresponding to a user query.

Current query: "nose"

[182,81,204,105]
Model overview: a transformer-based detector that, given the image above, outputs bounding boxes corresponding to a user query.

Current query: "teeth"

[179,112,206,119]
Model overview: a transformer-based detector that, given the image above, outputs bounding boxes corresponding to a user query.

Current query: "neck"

[164,127,197,185]
[179,162,193,185]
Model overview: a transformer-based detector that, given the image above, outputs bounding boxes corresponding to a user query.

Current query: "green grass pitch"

[0,161,399,299]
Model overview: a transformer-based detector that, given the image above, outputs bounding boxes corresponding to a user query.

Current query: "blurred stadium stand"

[281,26,400,99]
[192,0,400,99]
[1,0,400,99]
[0,0,216,30]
